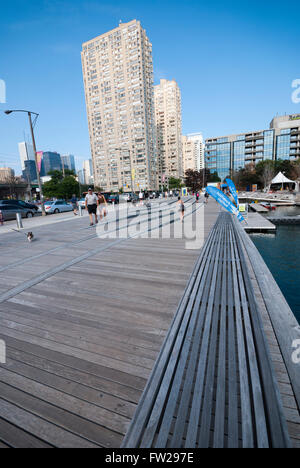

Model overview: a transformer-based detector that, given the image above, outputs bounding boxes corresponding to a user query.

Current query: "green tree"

[169,177,182,190]
[43,172,80,199]
[207,171,221,183]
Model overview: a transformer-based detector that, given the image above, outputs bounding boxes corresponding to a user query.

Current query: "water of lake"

[250,205,300,324]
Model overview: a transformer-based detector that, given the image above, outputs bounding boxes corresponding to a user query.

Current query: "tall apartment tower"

[154,79,183,183]
[81,20,157,192]
[182,133,205,174]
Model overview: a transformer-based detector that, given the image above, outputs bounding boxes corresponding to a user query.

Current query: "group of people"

[71,189,108,226]
[70,187,210,227]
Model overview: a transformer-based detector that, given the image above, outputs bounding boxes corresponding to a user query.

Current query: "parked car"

[0,199,39,212]
[38,200,73,214]
[108,194,119,204]
[0,201,35,221]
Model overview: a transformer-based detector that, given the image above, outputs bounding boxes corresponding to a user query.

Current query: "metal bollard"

[16,212,23,229]
[79,205,83,217]
[0,210,4,226]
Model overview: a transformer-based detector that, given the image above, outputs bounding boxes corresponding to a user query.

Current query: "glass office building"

[205,114,300,181]
[42,152,62,176]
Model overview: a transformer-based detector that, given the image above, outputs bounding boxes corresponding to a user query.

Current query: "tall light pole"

[4,109,46,216]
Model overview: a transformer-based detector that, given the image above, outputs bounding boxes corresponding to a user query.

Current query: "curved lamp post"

[4,109,46,215]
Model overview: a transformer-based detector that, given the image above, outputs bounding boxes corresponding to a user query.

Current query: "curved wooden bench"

[122,213,291,448]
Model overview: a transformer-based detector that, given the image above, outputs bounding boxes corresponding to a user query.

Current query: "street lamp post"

[4,109,46,216]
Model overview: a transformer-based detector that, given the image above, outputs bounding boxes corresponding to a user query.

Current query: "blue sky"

[0,0,299,174]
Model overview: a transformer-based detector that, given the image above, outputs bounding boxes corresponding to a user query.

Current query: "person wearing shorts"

[177,196,185,222]
[97,193,108,220]
[85,189,98,226]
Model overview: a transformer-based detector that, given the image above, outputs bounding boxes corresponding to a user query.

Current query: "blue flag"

[206,186,244,223]
[225,178,239,207]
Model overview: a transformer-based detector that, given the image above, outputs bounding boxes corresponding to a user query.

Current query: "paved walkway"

[0,198,219,447]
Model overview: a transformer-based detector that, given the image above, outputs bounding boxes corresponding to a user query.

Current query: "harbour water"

[250,205,300,324]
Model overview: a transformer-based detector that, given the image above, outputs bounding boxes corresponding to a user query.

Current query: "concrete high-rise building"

[0,167,15,182]
[83,159,94,185]
[18,142,35,171]
[154,79,183,183]
[61,154,76,172]
[182,133,205,174]
[81,20,157,192]
[205,113,300,182]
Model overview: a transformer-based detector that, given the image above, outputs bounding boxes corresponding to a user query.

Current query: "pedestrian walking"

[97,192,108,220]
[139,191,144,206]
[204,191,209,204]
[85,188,98,226]
[71,194,78,216]
[177,196,185,222]
[196,192,200,203]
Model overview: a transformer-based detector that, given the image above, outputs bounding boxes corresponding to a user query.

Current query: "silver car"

[0,203,35,221]
[39,200,73,214]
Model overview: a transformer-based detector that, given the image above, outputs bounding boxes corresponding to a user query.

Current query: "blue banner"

[225,178,239,207]
[206,186,244,222]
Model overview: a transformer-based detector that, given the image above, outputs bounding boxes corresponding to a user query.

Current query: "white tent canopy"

[271,172,295,184]
[270,172,299,191]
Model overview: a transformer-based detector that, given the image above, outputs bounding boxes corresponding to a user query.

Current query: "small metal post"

[79,205,83,217]
[16,213,23,229]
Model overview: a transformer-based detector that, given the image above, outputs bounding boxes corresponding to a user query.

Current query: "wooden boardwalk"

[0,198,218,448]
[0,198,299,448]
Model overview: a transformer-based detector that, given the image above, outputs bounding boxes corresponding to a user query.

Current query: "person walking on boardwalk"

[177,196,185,222]
[97,192,108,220]
[196,191,200,203]
[85,188,98,226]
[71,194,78,216]
[204,191,209,204]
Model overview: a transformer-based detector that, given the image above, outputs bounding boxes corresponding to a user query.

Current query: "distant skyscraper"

[154,79,183,183]
[42,152,62,176]
[182,133,205,174]
[77,170,85,185]
[61,154,76,172]
[83,159,93,185]
[22,160,37,183]
[18,142,35,171]
[81,19,157,192]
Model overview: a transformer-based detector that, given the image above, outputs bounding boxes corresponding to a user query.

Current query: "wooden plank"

[0,398,98,448]
[231,228,269,448]
[226,223,240,448]
[229,228,254,448]
[213,224,228,447]
[0,418,52,448]
[184,223,224,447]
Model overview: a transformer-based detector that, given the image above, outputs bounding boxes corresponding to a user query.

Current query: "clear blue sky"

[0,0,299,174]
